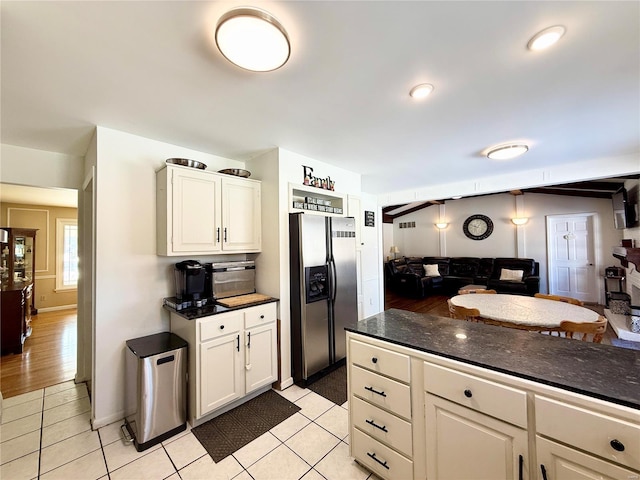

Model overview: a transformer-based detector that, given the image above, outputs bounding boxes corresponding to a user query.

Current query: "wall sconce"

[511,217,529,225]
[435,222,449,229]
[390,246,400,259]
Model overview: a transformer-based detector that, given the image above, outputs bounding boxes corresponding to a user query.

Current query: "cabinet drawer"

[423,362,527,428]
[350,339,410,383]
[352,427,413,480]
[199,314,242,342]
[244,303,276,329]
[351,396,412,457]
[351,365,411,420]
[536,395,640,471]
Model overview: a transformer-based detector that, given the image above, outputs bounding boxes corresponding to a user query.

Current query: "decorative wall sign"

[302,165,335,191]
[364,211,375,227]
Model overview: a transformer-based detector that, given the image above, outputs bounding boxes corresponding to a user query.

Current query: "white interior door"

[546,214,598,303]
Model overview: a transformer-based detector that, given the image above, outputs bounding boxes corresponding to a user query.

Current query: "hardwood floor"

[384,288,617,345]
[1,309,77,398]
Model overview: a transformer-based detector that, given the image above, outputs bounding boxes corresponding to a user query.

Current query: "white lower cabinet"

[425,394,528,480]
[346,332,640,480]
[171,302,277,424]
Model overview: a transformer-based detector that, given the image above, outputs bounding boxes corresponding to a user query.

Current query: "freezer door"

[329,217,358,362]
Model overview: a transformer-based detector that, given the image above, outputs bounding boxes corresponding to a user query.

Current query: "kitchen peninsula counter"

[346,308,640,409]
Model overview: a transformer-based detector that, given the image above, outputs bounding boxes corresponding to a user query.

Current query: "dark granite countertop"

[164,297,278,320]
[346,309,640,410]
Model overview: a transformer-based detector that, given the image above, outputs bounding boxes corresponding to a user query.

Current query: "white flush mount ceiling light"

[527,25,566,51]
[486,144,529,160]
[215,7,290,72]
[409,83,434,99]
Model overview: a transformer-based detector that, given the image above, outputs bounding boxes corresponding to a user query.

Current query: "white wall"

[91,127,247,427]
[1,143,84,189]
[359,192,383,318]
[390,192,621,296]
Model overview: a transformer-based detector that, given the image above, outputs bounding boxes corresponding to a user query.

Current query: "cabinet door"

[536,436,637,480]
[199,331,243,416]
[221,177,261,252]
[172,167,221,253]
[244,322,277,393]
[426,393,528,480]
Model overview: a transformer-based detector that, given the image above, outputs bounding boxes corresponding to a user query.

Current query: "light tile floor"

[1,381,381,480]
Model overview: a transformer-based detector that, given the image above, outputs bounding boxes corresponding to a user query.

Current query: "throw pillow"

[423,264,440,277]
[499,268,524,281]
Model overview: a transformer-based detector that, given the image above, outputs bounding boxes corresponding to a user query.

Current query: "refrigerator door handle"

[329,256,337,302]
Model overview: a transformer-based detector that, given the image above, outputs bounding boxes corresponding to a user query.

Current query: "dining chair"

[534,293,584,306]
[559,317,608,343]
[448,300,481,322]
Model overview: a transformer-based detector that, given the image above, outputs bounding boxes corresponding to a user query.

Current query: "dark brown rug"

[191,390,300,462]
[307,364,347,406]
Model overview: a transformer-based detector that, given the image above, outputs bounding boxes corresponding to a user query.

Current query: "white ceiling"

[1,1,639,195]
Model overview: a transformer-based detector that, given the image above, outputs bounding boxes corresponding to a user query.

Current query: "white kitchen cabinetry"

[170,302,277,425]
[348,339,414,480]
[346,331,640,480]
[157,164,261,256]
[535,395,640,479]
[424,362,529,480]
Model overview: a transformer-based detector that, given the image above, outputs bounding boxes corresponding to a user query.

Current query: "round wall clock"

[463,214,494,240]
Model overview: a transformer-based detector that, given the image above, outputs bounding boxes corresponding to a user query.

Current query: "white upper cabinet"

[221,176,261,252]
[157,165,261,256]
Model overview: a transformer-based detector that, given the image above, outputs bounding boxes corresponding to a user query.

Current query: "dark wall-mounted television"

[612,187,637,229]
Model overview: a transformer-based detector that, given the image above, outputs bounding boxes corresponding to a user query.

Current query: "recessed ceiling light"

[486,144,529,160]
[215,7,290,72]
[527,25,566,51]
[409,83,434,99]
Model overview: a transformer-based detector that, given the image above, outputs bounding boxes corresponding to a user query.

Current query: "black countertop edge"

[346,309,640,411]
[164,297,278,320]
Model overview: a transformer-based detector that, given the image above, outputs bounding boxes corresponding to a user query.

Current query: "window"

[56,219,78,291]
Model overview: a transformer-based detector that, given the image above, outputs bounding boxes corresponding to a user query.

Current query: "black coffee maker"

[174,260,206,306]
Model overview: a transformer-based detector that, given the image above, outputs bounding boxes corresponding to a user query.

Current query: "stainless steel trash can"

[124,332,187,451]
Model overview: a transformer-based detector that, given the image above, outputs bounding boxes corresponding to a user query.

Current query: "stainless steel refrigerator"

[289,213,358,385]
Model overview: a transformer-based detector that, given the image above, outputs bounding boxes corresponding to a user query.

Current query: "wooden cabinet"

[1,283,33,355]
[1,227,37,315]
[157,165,261,256]
[348,338,414,480]
[171,302,277,424]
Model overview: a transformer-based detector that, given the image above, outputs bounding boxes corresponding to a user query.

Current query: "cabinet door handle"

[540,464,548,480]
[365,419,388,433]
[236,335,240,352]
[260,315,264,319]
[216,227,220,243]
[518,455,523,480]
[366,452,389,470]
[610,439,625,452]
[224,227,227,242]
[364,386,387,397]
[464,389,473,398]
[247,331,251,348]
[371,357,378,364]
[220,325,225,330]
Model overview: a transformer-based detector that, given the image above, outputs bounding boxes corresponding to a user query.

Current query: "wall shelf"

[612,246,640,270]
[289,183,346,216]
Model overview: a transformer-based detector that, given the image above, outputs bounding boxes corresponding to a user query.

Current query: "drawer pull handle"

[610,439,625,452]
[540,464,548,480]
[464,389,473,398]
[367,452,389,470]
[364,386,387,397]
[365,419,388,433]
[260,315,265,319]
[220,325,225,330]
[371,357,378,364]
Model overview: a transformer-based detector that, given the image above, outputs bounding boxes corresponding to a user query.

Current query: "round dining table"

[449,293,601,330]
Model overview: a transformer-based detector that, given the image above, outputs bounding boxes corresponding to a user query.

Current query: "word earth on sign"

[302,165,335,191]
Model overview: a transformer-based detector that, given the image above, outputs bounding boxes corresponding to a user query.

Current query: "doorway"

[546,213,599,303]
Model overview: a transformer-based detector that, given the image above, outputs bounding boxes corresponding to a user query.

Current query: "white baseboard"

[280,376,294,390]
[92,410,125,431]
[37,304,77,313]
